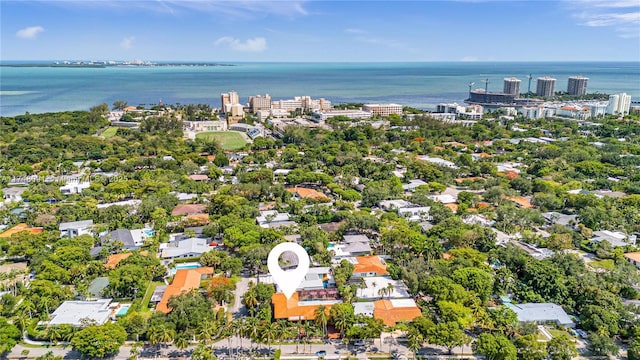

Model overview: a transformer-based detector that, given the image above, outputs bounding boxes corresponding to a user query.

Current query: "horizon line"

[1,59,639,63]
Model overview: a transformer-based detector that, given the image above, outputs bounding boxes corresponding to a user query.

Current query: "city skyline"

[2,0,640,62]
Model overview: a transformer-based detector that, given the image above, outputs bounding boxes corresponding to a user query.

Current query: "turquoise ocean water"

[1,62,639,116]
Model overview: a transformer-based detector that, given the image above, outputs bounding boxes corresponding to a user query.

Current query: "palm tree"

[245,317,260,352]
[274,321,287,351]
[19,299,35,319]
[407,328,422,360]
[173,334,190,352]
[243,291,258,314]
[262,322,278,353]
[196,319,217,345]
[315,305,329,338]
[386,283,394,299]
[148,325,174,348]
[46,326,62,345]
[191,343,216,360]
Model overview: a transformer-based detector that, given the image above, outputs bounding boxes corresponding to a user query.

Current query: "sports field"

[195,131,247,150]
[101,127,118,138]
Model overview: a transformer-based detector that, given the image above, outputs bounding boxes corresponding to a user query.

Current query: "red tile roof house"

[171,204,207,216]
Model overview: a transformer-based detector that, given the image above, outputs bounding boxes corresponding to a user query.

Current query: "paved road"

[230,275,253,317]
[7,336,477,360]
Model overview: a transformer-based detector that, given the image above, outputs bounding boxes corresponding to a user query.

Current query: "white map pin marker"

[267,242,310,299]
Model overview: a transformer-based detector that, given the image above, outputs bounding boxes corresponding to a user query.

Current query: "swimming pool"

[116,304,130,316]
[169,262,201,276]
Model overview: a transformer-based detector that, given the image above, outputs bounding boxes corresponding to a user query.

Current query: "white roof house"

[591,230,636,247]
[505,303,575,328]
[48,299,113,326]
[59,220,94,238]
[402,179,428,192]
[417,156,459,169]
[256,210,296,229]
[379,200,412,211]
[60,181,91,195]
[2,187,26,203]
[297,267,335,290]
[356,276,412,300]
[398,206,432,222]
[354,302,376,317]
[429,194,457,204]
[160,237,212,259]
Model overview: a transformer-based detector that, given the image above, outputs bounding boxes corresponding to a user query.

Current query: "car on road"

[353,339,366,346]
[316,350,327,357]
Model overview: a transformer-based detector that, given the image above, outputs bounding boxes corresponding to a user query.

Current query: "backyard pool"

[116,304,131,316]
[169,262,201,275]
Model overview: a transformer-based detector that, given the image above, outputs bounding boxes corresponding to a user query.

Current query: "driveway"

[231,275,253,317]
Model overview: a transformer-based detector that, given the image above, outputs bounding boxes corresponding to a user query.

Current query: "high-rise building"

[220,91,239,113]
[249,94,271,112]
[536,77,556,97]
[503,77,521,96]
[567,76,589,96]
[606,93,632,115]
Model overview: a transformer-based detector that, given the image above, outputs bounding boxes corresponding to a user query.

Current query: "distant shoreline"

[0,63,236,68]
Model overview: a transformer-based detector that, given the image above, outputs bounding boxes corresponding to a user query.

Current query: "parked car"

[353,339,366,346]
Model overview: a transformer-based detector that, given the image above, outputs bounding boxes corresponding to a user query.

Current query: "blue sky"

[2,0,639,62]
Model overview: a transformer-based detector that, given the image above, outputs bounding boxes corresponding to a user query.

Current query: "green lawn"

[195,131,247,150]
[101,127,118,138]
[139,281,164,313]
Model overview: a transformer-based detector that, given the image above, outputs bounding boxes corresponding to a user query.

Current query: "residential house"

[0,223,43,238]
[60,181,91,195]
[429,194,457,208]
[350,256,389,278]
[542,212,578,227]
[188,174,210,182]
[624,252,640,270]
[171,204,207,216]
[160,237,212,259]
[397,206,432,222]
[105,253,132,269]
[356,276,411,300]
[256,210,297,229]
[86,277,109,300]
[48,299,115,326]
[59,220,94,238]
[354,299,422,326]
[101,228,153,251]
[379,200,412,211]
[272,291,342,321]
[2,187,26,203]
[330,235,372,259]
[591,230,637,248]
[505,302,575,328]
[156,267,214,313]
[287,187,331,202]
[402,179,427,192]
[417,156,459,169]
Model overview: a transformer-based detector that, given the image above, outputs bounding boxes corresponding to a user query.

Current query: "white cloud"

[215,36,267,52]
[120,36,135,49]
[16,26,44,39]
[345,28,366,34]
[461,56,479,62]
[567,0,640,37]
